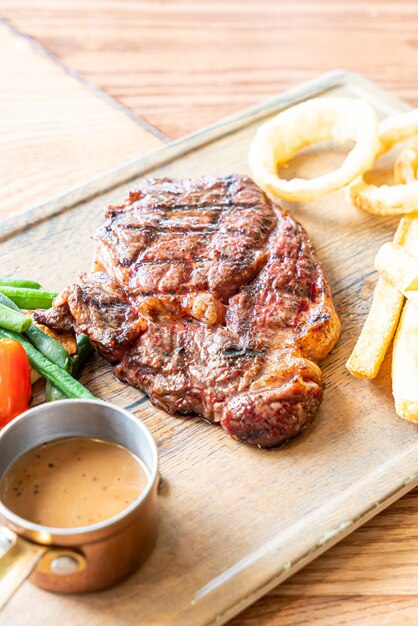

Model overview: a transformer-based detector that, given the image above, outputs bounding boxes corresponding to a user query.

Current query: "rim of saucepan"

[0,399,159,537]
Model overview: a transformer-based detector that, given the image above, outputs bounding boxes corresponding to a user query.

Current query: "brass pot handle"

[0,527,46,610]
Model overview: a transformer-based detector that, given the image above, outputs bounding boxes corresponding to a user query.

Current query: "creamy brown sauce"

[0,437,149,528]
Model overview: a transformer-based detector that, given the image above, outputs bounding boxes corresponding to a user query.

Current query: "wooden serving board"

[1,70,417,626]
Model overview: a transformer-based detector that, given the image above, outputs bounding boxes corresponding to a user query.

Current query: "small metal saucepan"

[0,399,159,608]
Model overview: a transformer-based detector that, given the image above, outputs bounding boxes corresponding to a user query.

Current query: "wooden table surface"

[2,2,418,624]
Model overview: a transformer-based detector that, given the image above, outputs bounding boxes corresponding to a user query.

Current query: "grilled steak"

[35,175,340,447]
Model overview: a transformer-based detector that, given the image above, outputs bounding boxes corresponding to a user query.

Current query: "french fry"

[346,277,404,378]
[396,212,418,245]
[391,215,418,421]
[346,215,418,378]
[392,300,418,422]
[374,243,418,303]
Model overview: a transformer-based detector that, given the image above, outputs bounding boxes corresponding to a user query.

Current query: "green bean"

[0,278,42,289]
[0,291,20,312]
[0,291,70,369]
[0,292,87,395]
[26,326,71,371]
[46,334,94,402]
[45,382,67,402]
[0,304,32,332]
[73,334,93,373]
[0,329,95,399]
[0,286,57,310]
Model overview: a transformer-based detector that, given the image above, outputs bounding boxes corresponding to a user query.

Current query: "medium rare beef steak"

[35,175,340,447]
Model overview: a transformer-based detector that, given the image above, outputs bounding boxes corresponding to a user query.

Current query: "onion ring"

[348,178,418,216]
[394,144,418,184]
[379,109,418,157]
[248,97,380,202]
[350,110,418,215]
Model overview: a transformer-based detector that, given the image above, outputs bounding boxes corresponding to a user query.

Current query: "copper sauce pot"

[0,400,159,607]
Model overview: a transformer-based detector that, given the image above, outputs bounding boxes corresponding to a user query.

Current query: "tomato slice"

[0,338,32,426]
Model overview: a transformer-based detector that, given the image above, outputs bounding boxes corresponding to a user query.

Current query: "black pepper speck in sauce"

[0,437,149,528]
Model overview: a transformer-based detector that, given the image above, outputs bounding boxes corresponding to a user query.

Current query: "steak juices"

[0,437,149,528]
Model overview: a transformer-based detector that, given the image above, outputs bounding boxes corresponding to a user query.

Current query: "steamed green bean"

[0,286,57,310]
[46,334,93,402]
[0,291,70,369]
[0,304,32,332]
[0,278,42,289]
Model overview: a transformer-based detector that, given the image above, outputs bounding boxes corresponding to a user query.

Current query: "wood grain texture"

[1,79,418,625]
[232,594,418,626]
[3,0,418,138]
[231,487,418,625]
[0,23,162,220]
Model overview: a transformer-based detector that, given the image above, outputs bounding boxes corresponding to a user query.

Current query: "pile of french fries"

[347,146,418,423]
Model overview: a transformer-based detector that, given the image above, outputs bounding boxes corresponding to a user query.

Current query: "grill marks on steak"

[95,175,276,301]
[226,209,337,362]
[35,175,340,447]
